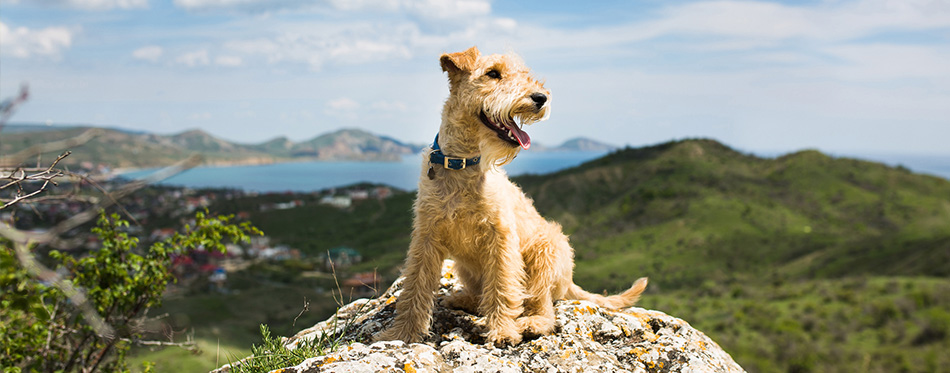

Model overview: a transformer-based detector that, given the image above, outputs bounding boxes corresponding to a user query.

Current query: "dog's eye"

[486,70,501,79]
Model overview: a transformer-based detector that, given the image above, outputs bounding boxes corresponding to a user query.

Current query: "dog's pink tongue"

[509,124,531,150]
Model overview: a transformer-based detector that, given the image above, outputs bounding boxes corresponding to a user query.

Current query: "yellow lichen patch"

[386,296,397,305]
[627,347,647,357]
[643,361,665,370]
[317,356,338,367]
[404,362,417,373]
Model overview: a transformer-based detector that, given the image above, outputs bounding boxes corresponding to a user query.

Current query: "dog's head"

[440,46,551,166]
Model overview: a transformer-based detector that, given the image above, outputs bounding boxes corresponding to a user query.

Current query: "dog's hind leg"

[376,234,446,343]
[518,223,573,336]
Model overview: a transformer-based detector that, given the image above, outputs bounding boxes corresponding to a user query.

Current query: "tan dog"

[377,46,647,345]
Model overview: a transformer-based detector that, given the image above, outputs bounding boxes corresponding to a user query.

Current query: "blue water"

[120,151,608,192]
[120,150,950,193]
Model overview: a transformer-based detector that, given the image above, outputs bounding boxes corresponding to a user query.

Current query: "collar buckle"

[430,133,480,171]
[445,156,470,170]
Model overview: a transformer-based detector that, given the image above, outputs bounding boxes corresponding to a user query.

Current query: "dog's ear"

[440,46,480,76]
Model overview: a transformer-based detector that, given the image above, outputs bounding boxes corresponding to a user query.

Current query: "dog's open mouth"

[479,111,530,150]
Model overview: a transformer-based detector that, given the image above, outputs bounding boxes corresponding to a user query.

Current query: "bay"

[120,151,609,193]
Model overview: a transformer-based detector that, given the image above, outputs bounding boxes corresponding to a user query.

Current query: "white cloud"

[404,0,490,20]
[328,0,490,20]
[327,97,359,111]
[172,0,304,12]
[173,0,490,20]
[225,23,416,70]
[132,45,163,62]
[214,55,243,67]
[821,44,950,80]
[0,21,74,59]
[189,111,212,120]
[175,49,210,67]
[371,100,408,112]
[38,0,148,10]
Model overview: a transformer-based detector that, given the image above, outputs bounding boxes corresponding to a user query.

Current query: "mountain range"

[0,124,616,168]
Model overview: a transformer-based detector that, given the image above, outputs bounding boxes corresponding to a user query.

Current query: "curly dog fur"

[376,46,648,345]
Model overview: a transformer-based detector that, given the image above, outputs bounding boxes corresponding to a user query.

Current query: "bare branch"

[0,84,29,132]
[1,151,71,210]
[119,338,198,350]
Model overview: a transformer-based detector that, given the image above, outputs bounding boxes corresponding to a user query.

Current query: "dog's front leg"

[478,228,526,345]
[376,234,445,343]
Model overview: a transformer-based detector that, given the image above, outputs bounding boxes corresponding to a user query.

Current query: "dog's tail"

[565,277,648,310]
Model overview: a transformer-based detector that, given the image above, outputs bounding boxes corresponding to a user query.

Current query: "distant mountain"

[553,137,618,152]
[0,124,420,168]
[1,123,620,169]
[287,128,417,161]
[252,136,295,156]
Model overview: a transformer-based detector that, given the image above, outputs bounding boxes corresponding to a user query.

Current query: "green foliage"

[646,277,950,373]
[226,325,323,373]
[0,210,260,372]
[514,139,950,291]
[230,311,362,373]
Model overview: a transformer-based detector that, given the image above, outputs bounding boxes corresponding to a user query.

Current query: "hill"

[1,123,617,169]
[0,125,419,168]
[514,139,950,290]
[553,137,618,151]
[279,128,418,161]
[132,138,950,372]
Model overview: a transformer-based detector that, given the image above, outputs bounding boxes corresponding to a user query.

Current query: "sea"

[120,150,950,193]
[120,151,609,193]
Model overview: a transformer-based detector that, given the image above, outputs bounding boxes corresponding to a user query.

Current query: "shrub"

[0,211,260,372]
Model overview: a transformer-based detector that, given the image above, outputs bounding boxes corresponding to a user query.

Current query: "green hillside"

[137,138,950,372]
[0,125,419,168]
[514,139,950,290]
[0,126,276,168]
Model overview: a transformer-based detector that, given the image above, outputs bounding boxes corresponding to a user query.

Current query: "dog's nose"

[530,92,547,108]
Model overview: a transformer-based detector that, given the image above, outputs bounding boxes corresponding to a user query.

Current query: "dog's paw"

[484,322,523,346]
[374,326,422,344]
[516,315,555,336]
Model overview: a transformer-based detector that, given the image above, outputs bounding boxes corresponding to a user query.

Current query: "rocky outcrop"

[216,260,744,372]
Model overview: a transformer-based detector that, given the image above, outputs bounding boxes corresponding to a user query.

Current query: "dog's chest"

[418,180,502,252]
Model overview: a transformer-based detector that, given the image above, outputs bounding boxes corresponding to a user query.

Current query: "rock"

[214,260,745,373]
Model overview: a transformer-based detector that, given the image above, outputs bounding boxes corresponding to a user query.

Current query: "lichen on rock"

[214,260,745,373]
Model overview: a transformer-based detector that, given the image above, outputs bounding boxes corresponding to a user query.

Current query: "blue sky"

[1,0,949,156]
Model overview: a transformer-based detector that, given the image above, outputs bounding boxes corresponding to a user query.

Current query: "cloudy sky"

[1,0,949,156]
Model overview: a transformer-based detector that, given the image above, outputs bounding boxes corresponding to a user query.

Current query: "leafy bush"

[0,211,260,372]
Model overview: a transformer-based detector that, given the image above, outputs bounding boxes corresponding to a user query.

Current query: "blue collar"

[429,133,481,170]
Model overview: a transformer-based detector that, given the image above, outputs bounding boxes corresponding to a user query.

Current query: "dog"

[376,46,648,345]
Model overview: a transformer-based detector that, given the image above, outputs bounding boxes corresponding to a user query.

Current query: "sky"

[1,0,949,156]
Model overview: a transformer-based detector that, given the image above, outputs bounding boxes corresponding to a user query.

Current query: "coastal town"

[2,173,397,297]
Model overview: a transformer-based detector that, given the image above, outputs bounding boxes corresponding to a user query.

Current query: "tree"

[0,86,257,372]
[1,211,260,372]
